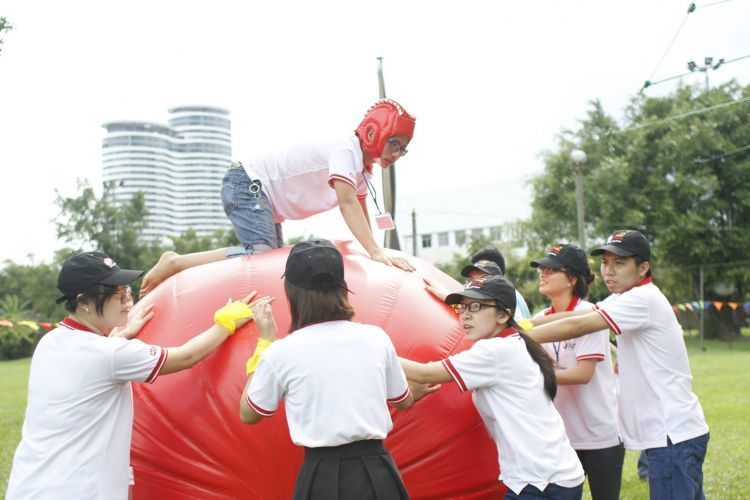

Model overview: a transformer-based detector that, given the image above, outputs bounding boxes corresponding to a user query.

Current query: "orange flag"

[713,301,724,311]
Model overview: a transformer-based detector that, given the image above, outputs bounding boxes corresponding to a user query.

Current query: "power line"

[614,94,750,134]
[693,143,750,163]
[646,6,693,84]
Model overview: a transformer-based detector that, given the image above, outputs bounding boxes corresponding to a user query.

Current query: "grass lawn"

[2,336,749,498]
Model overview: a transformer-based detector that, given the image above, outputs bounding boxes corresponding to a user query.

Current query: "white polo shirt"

[538,297,620,450]
[6,318,167,500]
[246,320,410,448]
[594,278,709,450]
[442,327,584,495]
[243,135,371,223]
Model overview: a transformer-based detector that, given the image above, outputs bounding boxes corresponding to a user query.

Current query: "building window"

[422,234,432,248]
[438,232,449,246]
[471,227,484,239]
[455,231,466,246]
[490,226,503,240]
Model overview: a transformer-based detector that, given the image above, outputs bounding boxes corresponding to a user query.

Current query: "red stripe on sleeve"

[328,174,355,190]
[387,387,411,404]
[145,347,168,384]
[576,354,606,362]
[246,394,275,417]
[442,358,468,393]
[594,305,621,335]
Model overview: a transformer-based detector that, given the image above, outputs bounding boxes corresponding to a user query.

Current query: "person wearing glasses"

[6,251,265,500]
[400,275,584,499]
[139,99,417,298]
[530,244,623,500]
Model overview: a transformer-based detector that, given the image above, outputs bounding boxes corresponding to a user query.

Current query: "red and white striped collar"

[497,326,518,338]
[61,317,102,335]
[545,295,581,316]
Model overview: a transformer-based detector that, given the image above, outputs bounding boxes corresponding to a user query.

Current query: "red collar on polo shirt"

[497,326,518,338]
[61,317,99,335]
[545,295,581,316]
[638,277,653,286]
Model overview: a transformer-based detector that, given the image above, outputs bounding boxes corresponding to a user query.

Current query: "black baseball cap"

[445,275,517,313]
[283,239,347,291]
[591,230,651,261]
[530,244,588,275]
[56,252,143,303]
[460,260,503,278]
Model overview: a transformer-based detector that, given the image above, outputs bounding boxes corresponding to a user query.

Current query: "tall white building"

[102,106,232,242]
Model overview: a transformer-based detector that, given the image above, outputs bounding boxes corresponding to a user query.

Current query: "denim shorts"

[220,167,283,255]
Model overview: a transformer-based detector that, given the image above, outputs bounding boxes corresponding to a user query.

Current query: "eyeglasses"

[451,302,497,314]
[113,285,132,304]
[386,137,408,157]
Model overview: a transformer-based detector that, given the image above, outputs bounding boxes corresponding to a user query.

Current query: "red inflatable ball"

[129,241,507,499]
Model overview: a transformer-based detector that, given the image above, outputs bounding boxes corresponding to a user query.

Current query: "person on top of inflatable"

[139,99,417,298]
[525,230,709,499]
[400,275,585,499]
[238,239,433,499]
[530,243,623,499]
[6,251,266,500]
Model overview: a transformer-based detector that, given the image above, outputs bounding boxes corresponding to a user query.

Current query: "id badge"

[375,212,396,230]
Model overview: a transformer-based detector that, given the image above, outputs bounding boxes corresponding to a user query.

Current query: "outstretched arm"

[140,248,228,298]
[399,358,454,385]
[528,311,610,344]
[333,180,414,272]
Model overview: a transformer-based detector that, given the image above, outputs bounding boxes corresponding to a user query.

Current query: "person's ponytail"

[510,318,557,400]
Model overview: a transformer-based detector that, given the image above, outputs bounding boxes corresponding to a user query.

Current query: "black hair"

[508,316,557,401]
[471,247,506,275]
[64,284,117,316]
[633,255,653,278]
[562,266,596,299]
[284,280,355,333]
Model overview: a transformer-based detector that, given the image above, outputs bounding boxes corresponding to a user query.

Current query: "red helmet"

[355,99,416,158]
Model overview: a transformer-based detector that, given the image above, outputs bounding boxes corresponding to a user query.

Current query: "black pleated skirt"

[292,439,410,500]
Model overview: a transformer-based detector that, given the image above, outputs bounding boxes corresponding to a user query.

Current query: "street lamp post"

[570,149,587,248]
[687,56,725,91]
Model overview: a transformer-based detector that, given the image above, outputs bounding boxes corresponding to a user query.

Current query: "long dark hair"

[509,316,557,400]
[563,265,596,299]
[284,280,355,333]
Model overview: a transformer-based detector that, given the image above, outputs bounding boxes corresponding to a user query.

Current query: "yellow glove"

[517,318,534,331]
[246,338,273,375]
[214,301,253,335]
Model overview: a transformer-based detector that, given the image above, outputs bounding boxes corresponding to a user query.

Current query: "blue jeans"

[504,483,583,500]
[221,167,283,256]
[645,433,709,500]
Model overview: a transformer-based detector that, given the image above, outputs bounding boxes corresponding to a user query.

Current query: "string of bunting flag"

[672,301,750,313]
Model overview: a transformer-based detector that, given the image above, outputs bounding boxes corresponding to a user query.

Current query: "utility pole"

[411,208,418,257]
[377,57,401,250]
[569,149,587,248]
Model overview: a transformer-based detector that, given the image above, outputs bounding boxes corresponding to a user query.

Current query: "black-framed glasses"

[386,137,408,157]
[451,302,497,314]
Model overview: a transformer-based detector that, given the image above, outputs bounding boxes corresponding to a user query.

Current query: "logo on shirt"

[149,346,159,357]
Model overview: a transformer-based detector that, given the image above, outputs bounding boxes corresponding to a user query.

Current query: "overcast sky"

[1,0,748,265]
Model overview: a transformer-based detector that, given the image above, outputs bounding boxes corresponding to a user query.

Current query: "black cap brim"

[590,245,635,257]
[445,289,496,305]
[530,256,565,269]
[98,268,144,286]
[460,264,480,277]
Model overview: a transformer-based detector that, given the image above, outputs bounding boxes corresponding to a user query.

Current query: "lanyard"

[364,175,384,215]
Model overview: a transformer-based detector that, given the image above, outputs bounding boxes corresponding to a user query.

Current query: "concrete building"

[102,106,232,242]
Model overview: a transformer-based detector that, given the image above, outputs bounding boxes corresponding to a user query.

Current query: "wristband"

[517,318,534,331]
[246,338,273,375]
[214,301,253,334]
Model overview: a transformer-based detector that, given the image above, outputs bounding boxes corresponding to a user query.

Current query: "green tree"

[527,81,750,337]
[0,258,63,321]
[0,17,13,55]
[0,295,39,359]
